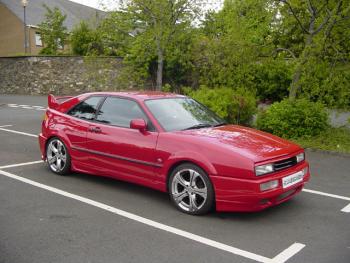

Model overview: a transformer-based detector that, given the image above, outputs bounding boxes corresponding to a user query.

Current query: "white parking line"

[0,160,43,169]
[341,204,350,213]
[0,169,304,263]
[303,188,350,213]
[270,243,305,263]
[303,189,350,201]
[0,127,38,137]
[0,125,13,128]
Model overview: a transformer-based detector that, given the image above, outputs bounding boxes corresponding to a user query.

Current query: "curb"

[305,148,350,158]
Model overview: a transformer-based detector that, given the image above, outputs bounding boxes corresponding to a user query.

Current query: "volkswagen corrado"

[39,92,310,215]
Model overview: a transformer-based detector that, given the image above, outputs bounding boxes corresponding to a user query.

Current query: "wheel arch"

[165,159,216,193]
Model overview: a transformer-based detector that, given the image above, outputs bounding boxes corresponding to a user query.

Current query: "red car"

[39,92,310,215]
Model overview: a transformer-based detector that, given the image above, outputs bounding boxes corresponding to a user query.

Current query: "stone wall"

[0,56,124,95]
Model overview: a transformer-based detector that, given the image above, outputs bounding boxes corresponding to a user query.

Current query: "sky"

[69,0,224,12]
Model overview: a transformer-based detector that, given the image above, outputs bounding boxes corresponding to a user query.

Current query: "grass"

[292,127,350,154]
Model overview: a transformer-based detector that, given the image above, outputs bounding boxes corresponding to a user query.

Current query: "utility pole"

[21,0,28,54]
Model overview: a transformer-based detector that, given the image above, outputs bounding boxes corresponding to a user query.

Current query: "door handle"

[89,127,101,133]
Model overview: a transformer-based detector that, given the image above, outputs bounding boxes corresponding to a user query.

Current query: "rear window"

[67,96,103,120]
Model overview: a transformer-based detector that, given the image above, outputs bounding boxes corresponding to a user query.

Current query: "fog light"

[260,180,278,191]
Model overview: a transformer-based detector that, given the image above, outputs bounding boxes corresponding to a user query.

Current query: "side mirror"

[130,119,147,132]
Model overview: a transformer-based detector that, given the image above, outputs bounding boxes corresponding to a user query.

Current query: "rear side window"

[67,96,102,120]
[96,97,150,129]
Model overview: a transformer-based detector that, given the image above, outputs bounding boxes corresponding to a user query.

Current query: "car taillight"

[43,112,48,121]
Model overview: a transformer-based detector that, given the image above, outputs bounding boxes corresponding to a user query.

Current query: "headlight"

[255,164,274,176]
[296,152,305,163]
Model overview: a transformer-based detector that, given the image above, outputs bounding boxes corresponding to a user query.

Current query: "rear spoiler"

[48,94,74,109]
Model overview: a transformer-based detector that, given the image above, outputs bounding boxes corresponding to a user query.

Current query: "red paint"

[130,119,147,131]
[39,92,310,212]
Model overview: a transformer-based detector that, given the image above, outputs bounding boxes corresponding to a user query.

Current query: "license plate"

[282,171,303,188]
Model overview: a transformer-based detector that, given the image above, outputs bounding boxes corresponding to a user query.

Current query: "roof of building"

[0,0,106,31]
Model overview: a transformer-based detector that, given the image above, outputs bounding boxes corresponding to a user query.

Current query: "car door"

[86,96,159,183]
[63,96,104,167]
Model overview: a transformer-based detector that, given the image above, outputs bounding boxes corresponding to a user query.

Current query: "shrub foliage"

[256,99,329,138]
[185,86,257,125]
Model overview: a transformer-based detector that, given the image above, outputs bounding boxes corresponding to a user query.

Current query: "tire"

[168,163,214,215]
[46,137,71,175]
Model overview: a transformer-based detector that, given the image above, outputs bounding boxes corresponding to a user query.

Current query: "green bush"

[256,99,329,138]
[300,60,350,109]
[185,86,257,125]
[70,21,103,56]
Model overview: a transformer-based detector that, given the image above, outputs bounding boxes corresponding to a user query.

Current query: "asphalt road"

[0,95,349,263]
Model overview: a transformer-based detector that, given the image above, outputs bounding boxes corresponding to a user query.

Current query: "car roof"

[81,91,186,102]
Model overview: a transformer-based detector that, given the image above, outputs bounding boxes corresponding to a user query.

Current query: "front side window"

[145,98,224,132]
[96,97,149,129]
[67,96,102,120]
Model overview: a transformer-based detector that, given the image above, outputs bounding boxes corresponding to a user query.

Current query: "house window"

[35,32,42,46]
[57,38,64,50]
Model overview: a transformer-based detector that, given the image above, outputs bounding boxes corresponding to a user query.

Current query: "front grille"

[273,156,297,171]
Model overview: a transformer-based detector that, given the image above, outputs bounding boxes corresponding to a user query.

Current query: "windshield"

[145,98,225,132]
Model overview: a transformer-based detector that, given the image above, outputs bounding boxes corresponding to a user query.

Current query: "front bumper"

[212,161,310,212]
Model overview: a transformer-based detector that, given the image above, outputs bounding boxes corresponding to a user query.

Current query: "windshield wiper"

[213,122,227,127]
[182,123,212,130]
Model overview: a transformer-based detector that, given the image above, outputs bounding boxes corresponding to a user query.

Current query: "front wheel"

[169,163,214,215]
[46,137,71,175]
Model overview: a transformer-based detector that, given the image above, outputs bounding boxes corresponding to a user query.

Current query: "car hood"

[175,125,301,162]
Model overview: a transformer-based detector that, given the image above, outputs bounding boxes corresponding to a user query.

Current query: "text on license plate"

[282,171,303,188]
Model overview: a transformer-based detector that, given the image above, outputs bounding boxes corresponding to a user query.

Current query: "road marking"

[303,189,350,201]
[0,169,304,263]
[303,189,350,213]
[6,104,46,111]
[0,125,13,128]
[0,127,38,138]
[0,160,43,169]
[341,203,350,213]
[271,243,305,263]
[32,105,46,109]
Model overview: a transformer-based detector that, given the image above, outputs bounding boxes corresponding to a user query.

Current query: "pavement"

[0,94,349,263]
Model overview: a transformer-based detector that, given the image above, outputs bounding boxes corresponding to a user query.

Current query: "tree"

[113,0,199,90]
[38,5,67,55]
[274,0,350,99]
[191,0,278,89]
[70,21,103,55]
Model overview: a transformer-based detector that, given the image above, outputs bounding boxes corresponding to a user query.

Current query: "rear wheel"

[169,163,214,215]
[46,137,71,175]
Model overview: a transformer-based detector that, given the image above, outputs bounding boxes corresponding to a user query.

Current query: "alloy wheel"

[47,139,67,173]
[171,169,208,212]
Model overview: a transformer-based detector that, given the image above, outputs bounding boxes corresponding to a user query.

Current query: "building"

[0,0,105,56]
